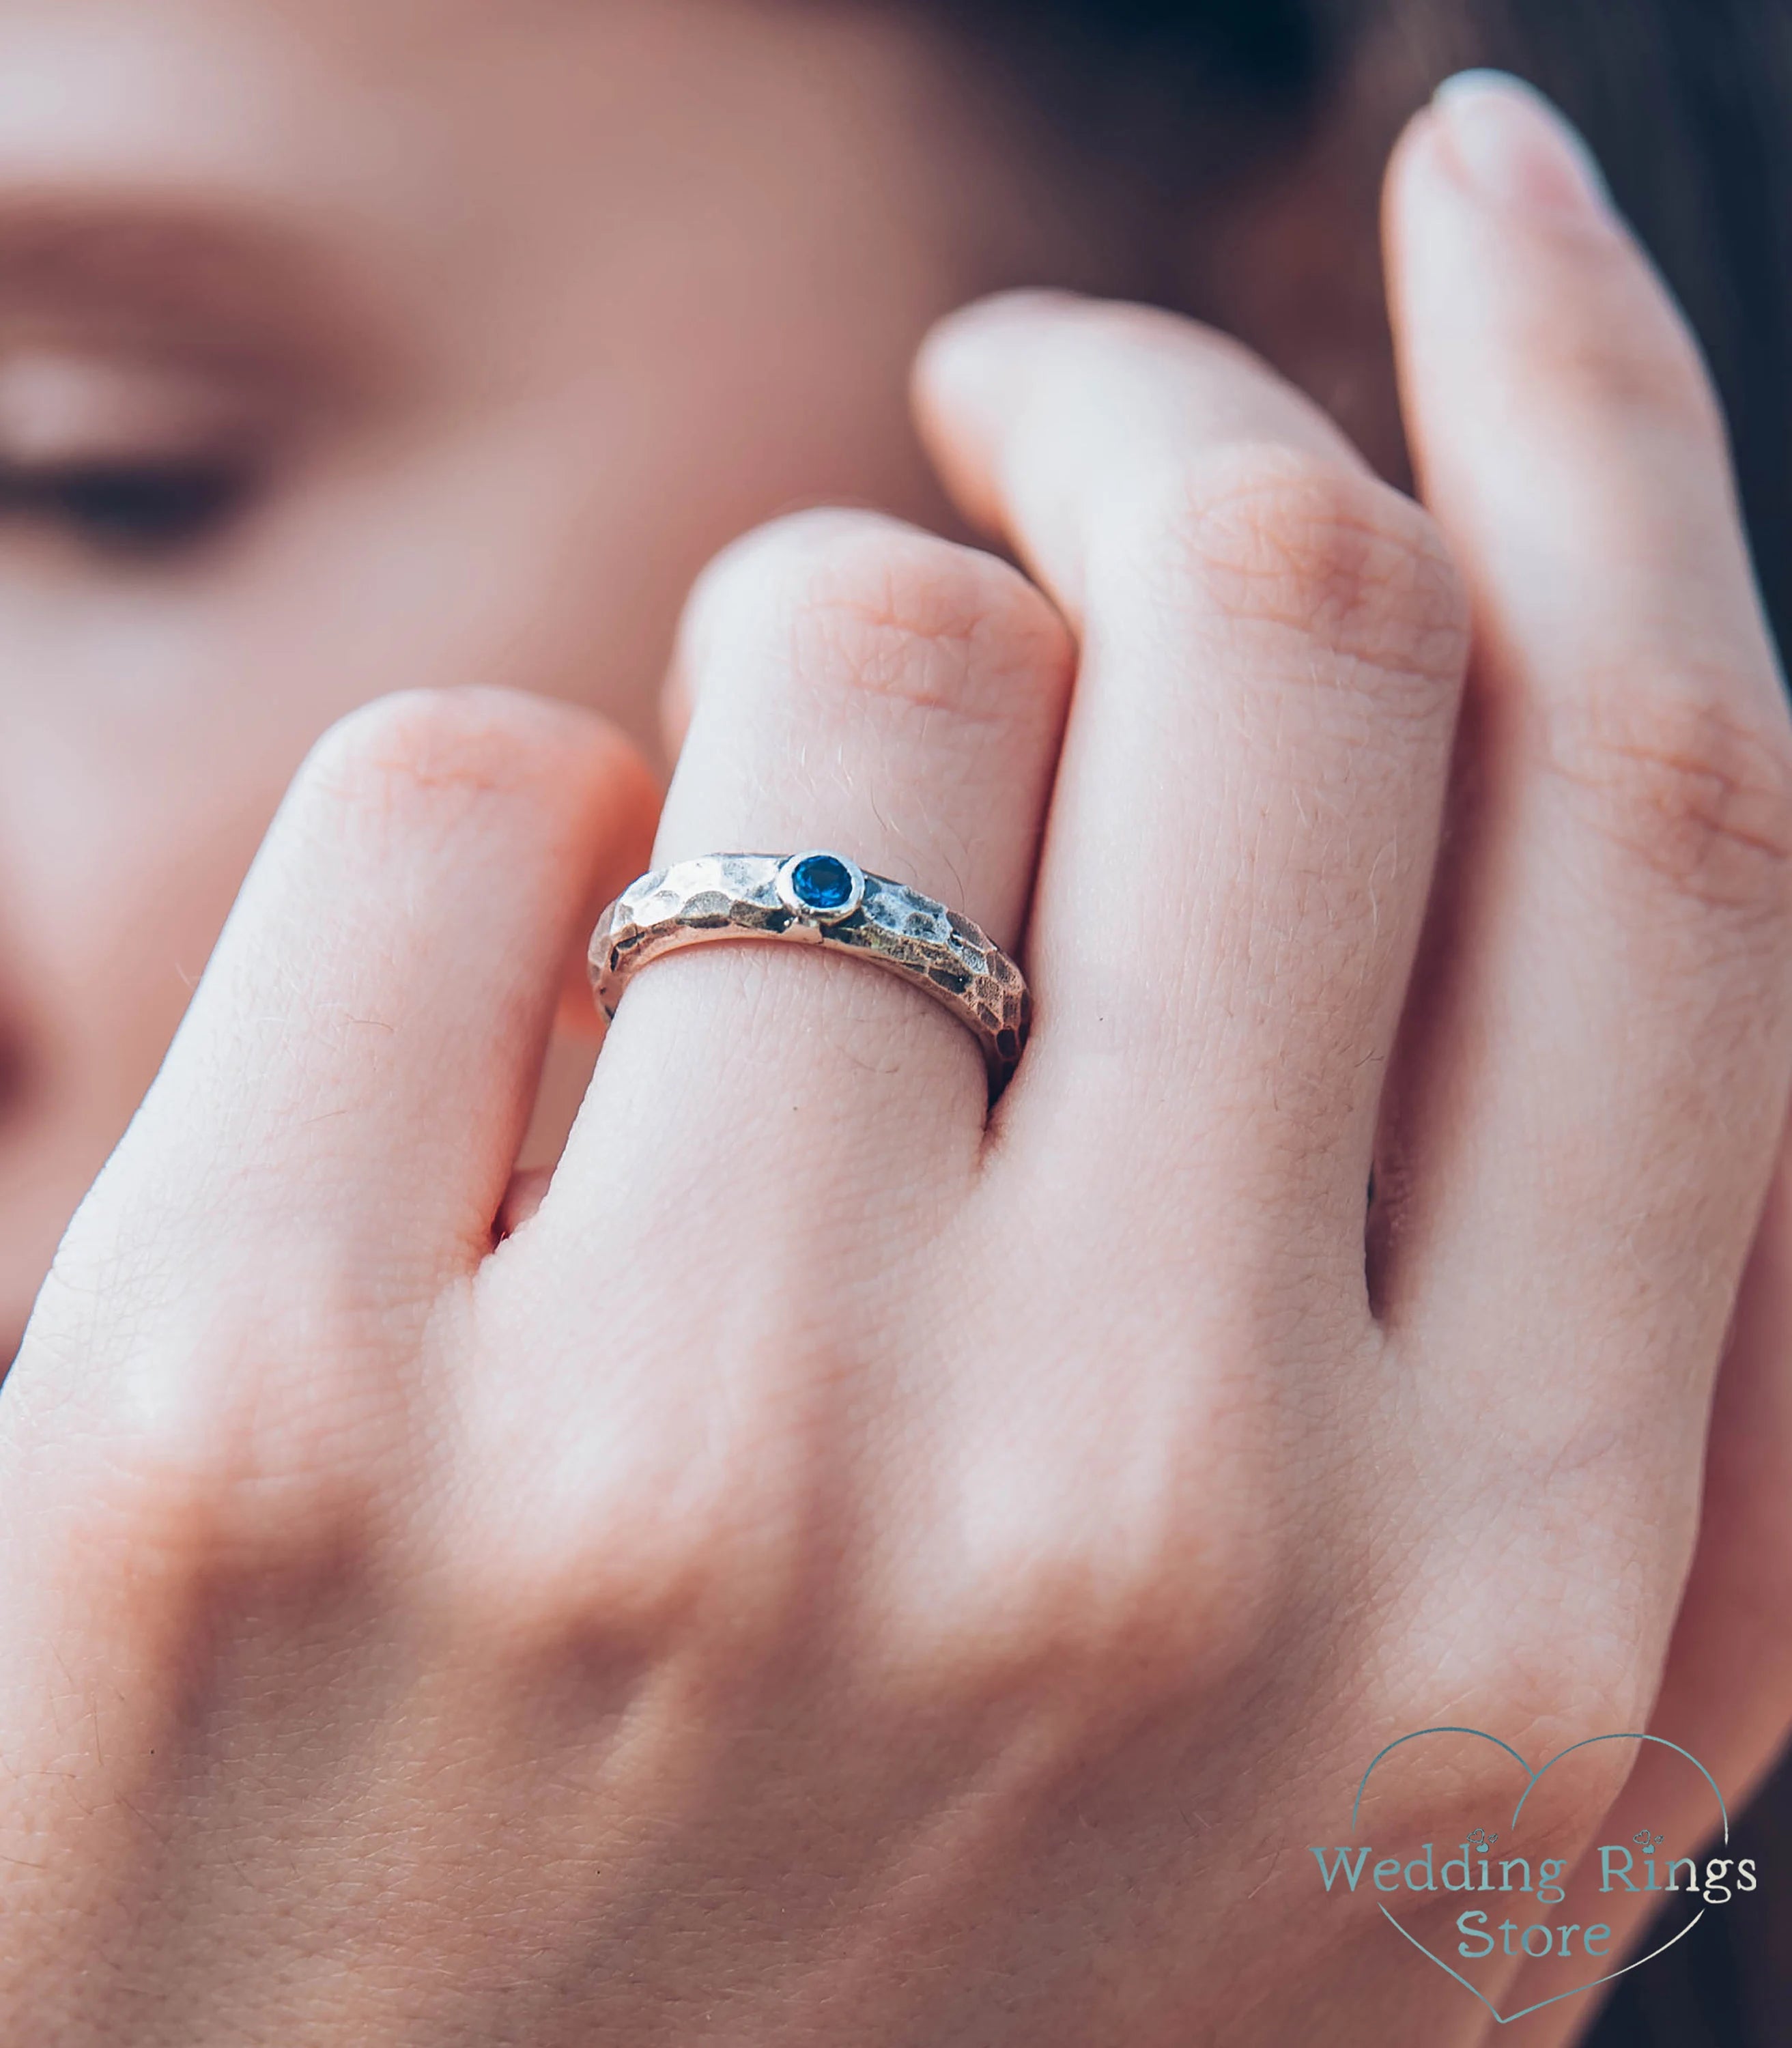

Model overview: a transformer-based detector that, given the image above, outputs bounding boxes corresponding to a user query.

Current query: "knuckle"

[42,1285,410,1611]
[442,1416,810,1671]
[105,1445,374,1597]
[688,511,1070,722]
[447,1513,735,1669]
[894,1450,1280,1716]
[1428,1613,1654,1759]
[1545,666,1792,918]
[1115,445,1471,707]
[1352,1722,1632,1871]
[64,1379,390,1615]
[300,686,592,825]
[1362,1637,1644,1858]
[1403,1524,1664,1797]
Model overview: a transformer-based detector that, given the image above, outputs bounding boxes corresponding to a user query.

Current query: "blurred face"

[0,0,1035,1354]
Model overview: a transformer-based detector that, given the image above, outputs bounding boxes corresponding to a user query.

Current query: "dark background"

[1588,1741,1792,2042]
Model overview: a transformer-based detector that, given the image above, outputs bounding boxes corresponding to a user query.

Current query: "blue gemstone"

[790,854,854,911]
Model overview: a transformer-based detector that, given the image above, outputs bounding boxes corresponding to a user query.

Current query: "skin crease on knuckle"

[1540,666,1792,924]
[692,515,1070,739]
[1098,444,1473,757]
[301,686,599,814]
[0,1,1787,2045]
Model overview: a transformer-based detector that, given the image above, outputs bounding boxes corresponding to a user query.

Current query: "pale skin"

[0,3,1790,2042]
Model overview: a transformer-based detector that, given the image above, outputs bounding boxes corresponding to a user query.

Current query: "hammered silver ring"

[588,851,1029,1098]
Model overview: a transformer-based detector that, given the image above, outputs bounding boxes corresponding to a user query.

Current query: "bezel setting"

[776,850,866,924]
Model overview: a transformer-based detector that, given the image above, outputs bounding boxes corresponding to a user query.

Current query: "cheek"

[0,610,289,1189]
[0,649,287,1331]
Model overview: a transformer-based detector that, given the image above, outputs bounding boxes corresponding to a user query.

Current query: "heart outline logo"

[1352,1729,1729,2027]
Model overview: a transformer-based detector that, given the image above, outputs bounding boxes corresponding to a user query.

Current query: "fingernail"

[1432,70,1612,221]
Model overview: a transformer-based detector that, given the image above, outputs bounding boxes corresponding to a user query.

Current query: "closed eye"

[0,350,281,560]
[0,197,401,567]
[0,457,259,554]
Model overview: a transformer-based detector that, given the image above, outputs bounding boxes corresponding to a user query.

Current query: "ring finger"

[530,507,1074,1255]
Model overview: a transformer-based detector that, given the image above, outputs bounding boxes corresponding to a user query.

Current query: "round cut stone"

[789,853,855,912]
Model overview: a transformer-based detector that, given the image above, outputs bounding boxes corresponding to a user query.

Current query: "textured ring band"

[589,851,1029,1098]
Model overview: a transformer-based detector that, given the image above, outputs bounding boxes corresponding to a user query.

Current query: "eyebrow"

[0,193,399,375]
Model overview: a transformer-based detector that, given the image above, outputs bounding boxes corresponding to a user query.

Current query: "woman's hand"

[3,76,1789,2046]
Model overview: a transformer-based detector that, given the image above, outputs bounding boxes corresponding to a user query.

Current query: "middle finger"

[917,294,1472,1290]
